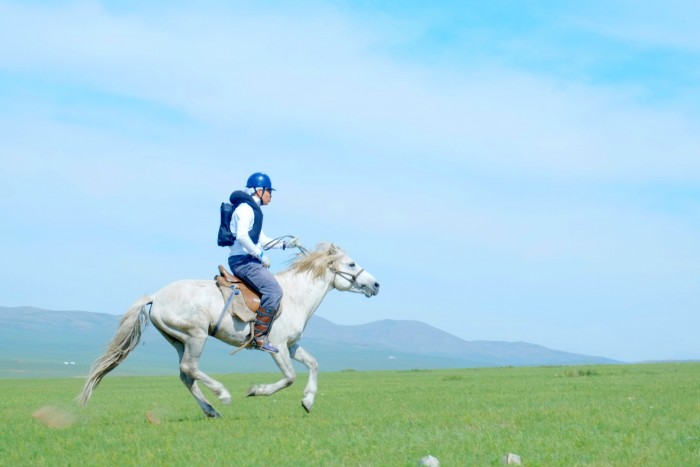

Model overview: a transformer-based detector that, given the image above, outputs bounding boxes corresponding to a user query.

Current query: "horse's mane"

[286,242,345,279]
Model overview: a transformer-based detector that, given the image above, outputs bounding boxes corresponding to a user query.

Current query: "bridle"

[329,264,367,294]
[300,244,367,293]
[266,238,367,294]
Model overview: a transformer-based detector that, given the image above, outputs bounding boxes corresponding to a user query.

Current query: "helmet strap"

[253,188,267,205]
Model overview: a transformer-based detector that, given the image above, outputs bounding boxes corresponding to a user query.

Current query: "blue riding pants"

[228,255,283,312]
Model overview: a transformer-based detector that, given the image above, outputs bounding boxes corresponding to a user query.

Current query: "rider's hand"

[285,237,301,249]
[260,252,271,268]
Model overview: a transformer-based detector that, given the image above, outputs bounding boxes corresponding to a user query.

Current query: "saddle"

[214,265,259,323]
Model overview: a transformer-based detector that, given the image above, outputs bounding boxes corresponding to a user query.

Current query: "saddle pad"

[215,277,257,323]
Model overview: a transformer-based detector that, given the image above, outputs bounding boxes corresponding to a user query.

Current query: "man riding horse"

[77,173,379,417]
[226,172,300,353]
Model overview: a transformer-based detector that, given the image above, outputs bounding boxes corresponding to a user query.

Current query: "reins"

[263,235,299,251]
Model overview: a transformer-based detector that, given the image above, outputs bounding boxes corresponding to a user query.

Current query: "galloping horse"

[77,243,380,417]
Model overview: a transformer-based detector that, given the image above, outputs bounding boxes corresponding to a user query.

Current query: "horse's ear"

[328,243,337,255]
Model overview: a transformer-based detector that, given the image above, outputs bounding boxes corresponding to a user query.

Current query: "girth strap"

[211,286,238,337]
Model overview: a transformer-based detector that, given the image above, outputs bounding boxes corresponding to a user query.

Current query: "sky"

[1,0,699,363]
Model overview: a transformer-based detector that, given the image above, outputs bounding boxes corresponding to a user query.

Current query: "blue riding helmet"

[246,172,275,191]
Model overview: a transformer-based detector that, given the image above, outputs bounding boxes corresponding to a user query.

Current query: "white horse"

[77,243,379,417]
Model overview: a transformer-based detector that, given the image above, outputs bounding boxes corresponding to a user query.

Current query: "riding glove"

[285,237,302,249]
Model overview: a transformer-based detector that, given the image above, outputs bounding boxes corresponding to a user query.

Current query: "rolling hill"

[0,306,617,378]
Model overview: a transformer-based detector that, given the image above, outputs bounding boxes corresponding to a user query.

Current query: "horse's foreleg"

[289,344,319,412]
[246,346,297,397]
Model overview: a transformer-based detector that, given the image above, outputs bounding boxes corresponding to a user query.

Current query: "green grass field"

[1,363,698,466]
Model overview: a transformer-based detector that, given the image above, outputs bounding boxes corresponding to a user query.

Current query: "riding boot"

[252,307,279,353]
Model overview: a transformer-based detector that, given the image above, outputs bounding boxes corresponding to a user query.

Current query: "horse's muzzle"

[361,281,380,297]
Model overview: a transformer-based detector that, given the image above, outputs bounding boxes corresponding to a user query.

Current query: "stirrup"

[253,340,279,354]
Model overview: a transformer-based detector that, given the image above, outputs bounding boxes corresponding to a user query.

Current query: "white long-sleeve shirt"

[228,198,278,258]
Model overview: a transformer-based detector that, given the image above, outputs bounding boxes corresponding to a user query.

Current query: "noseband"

[330,266,366,293]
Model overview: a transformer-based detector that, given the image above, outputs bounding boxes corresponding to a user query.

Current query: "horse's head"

[291,243,380,297]
[326,243,380,297]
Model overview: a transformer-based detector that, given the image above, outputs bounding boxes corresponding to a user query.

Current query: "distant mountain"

[303,318,617,367]
[0,306,617,378]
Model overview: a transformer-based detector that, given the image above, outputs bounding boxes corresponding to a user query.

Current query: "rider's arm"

[259,230,284,249]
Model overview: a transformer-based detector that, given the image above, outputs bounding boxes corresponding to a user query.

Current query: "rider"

[227,172,300,353]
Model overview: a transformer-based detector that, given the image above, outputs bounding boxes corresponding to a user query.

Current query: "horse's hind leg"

[159,330,227,418]
[180,369,221,418]
[289,345,319,412]
[179,334,232,409]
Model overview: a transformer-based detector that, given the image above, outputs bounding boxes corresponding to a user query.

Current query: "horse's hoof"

[220,395,232,405]
[246,385,257,397]
[206,411,222,418]
[301,400,312,413]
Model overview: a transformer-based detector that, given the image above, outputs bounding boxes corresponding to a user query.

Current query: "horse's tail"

[77,295,153,406]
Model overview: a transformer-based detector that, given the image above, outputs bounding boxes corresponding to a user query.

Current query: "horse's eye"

[349,263,356,268]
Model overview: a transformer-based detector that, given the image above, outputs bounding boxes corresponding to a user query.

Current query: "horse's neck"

[278,271,333,322]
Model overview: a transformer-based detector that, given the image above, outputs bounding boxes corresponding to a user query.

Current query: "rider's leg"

[229,255,283,353]
[252,307,278,352]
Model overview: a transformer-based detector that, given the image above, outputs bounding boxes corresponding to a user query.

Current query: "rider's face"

[259,188,272,205]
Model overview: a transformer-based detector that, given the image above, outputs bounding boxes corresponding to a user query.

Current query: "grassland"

[1,363,698,466]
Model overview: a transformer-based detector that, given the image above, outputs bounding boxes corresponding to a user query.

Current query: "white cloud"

[567,0,700,52]
[3,1,699,185]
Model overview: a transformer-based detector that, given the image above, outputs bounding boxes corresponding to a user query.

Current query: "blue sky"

[1,1,699,362]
